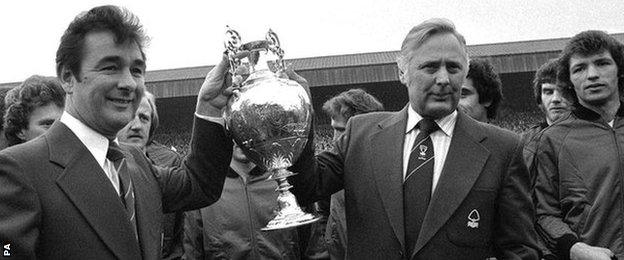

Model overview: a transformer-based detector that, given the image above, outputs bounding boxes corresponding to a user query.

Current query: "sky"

[1,0,623,83]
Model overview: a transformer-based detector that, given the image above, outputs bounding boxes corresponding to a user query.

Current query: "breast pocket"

[445,189,496,248]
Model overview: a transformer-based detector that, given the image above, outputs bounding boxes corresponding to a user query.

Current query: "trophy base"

[261,211,321,231]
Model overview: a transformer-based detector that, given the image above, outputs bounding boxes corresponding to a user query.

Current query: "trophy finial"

[266,29,285,69]
[224,25,242,53]
[224,26,242,75]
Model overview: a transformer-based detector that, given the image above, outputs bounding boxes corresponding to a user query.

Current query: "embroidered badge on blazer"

[467,209,480,228]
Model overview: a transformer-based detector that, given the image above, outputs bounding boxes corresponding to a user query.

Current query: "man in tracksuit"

[534,30,624,260]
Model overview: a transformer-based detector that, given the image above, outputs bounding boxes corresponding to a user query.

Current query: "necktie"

[403,118,438,256]
[107,141,137,239]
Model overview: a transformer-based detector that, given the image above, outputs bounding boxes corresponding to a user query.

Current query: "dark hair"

[56,5,148,79]
[466,59,503,119]
[322,89,384,120]
[557,30,624,104]
[0,88,13,131]
[4,75,65,146]
[532,59,560,105]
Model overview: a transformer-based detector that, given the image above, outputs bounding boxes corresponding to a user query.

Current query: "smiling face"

[400,33,468,119]
[61,30,146,139]
[118,97,152,148]
[569,50,619,108]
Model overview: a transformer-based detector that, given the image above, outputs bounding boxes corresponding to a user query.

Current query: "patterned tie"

[403,118,438,256]
[107,141,137,239]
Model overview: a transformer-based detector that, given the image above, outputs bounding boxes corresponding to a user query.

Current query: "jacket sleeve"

[0,153,40,259]
[288,119,349,206]
[143,117,233,213]
[533,132,579,260]
[495,138,542,260]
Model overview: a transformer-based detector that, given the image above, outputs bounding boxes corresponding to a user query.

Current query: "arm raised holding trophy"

[201,27,320,231]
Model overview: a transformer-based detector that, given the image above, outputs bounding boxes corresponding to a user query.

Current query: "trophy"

[223,27,320,230]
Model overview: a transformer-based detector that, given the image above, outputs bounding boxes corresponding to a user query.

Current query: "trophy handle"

[224,25,242,75]
[266,29,285,70]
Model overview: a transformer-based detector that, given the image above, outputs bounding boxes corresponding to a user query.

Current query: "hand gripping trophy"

[223,26,320,230]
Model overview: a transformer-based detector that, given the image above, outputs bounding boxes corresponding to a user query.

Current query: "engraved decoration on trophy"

[223,27,320,230]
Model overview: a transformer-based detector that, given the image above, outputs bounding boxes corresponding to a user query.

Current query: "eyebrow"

[96,56,146,69]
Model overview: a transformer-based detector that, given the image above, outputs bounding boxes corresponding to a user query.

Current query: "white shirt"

[60,112,222,196]
[402,105,457,194]
[59,112,122,195]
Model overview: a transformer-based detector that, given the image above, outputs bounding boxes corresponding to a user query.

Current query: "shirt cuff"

[195,112,225,126]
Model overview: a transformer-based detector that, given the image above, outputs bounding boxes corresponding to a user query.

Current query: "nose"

[551,89,563,103]
[435,68,450,86]
[586,64,599,80]
[118,69,138,91]
[129,117,142,130]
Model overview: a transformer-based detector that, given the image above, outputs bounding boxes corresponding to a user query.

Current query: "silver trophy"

[223,27,320,230]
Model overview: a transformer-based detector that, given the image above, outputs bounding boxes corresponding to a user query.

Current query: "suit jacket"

[291,107,539,259]
[0,118,232,260]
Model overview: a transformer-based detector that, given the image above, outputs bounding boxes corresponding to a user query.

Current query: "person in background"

[458,58,503,123]
[182,143,301,260]
[117,91,184,259]
[0,87,14,149]
[3,75,65,147]
[522,59,573,182]
[534,30,624,260]
[320,88,384,260]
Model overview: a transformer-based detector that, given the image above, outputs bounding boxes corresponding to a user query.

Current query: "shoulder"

[347,111,397,127]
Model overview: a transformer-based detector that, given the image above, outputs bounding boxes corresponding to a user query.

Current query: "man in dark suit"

[0,5,233,259]
[290,18,540,259]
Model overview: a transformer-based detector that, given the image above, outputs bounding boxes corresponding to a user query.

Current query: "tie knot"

[417,118,438,136]
[107,141,125,162]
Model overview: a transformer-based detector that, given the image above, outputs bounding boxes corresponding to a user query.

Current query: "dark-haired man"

[458,58,503,123]
[3,75,65,147]
[534,31,624,260]
[0,5,232,259]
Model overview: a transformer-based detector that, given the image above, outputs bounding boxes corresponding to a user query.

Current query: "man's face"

[400,33,468,119]
[330,114,347,142]
[118,97,152,148]
[459,78,489,122]
[539,83,572,125]
[63,31,146,138]
[569,50,619,108]
[20,103,63,142]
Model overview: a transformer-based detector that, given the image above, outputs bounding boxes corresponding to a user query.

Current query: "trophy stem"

[262,171,320,231]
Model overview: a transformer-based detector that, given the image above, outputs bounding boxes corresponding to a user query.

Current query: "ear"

[59,66,76,94]
[482,99,493,108]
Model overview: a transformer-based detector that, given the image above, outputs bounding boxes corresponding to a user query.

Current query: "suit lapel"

[412,112,490,256]
[49,123,142,259]
[370,106,409,248]
[123,146,162,260]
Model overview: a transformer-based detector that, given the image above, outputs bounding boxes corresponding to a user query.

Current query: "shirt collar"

[405,104,457,137]
[59,112,117,168]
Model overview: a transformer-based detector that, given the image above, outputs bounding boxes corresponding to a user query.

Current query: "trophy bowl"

[223,27,320,230]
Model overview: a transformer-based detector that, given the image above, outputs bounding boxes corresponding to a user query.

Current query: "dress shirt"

[402,105,457,194]
[60,112,122,194]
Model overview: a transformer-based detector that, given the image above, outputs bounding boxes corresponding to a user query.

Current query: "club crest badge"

[418,145,428,160]
[467,209,480,228]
